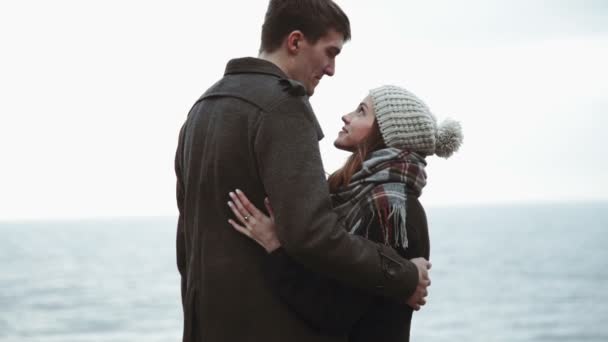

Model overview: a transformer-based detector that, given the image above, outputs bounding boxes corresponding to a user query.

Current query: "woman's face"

[334,95,376,152]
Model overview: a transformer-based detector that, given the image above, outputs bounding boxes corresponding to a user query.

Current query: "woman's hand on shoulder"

[228,189,281,253]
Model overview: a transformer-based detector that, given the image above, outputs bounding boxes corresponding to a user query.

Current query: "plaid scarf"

[331,147,427,249]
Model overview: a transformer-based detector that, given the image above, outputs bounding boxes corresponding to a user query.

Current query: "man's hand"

[406,257,432,310]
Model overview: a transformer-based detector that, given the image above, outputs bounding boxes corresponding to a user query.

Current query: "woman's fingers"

[235,189,263,218]
[228,193,281,253]
[228,219,250,237]
[264,197,275,220]
[228,189,273,227]
[228,199,254,226]
[229,218,269,250]
[228,193,255,224]
[227,200,244,222]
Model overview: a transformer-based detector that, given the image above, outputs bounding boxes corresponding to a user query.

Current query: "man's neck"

[258,51,292,79]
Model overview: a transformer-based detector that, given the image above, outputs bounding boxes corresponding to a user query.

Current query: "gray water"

[1,202,607,341]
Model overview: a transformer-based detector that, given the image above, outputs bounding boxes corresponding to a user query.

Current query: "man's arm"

[259,203,430,333]
[253,100,419,299]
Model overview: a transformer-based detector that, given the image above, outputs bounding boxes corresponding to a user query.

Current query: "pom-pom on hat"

[369,85,463,158]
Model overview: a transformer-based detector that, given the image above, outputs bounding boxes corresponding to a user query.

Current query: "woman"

[227,85,463,341]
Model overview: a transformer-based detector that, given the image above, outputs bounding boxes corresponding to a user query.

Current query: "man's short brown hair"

[260,0,351,53]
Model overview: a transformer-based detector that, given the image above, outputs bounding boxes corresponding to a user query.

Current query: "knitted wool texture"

[370,85,437,155]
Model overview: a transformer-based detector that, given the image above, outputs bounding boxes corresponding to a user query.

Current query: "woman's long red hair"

[327,120,386,193]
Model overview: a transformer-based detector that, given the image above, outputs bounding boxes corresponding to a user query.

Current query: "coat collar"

[225,57,288,79]
[223,57,325,141]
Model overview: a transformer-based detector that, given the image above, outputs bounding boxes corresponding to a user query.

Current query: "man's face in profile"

[291,29,344,96]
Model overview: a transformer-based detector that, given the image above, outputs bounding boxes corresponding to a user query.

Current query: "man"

[174,1,431,341]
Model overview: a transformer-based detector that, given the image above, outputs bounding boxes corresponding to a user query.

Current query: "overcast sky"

[1,0,607,220]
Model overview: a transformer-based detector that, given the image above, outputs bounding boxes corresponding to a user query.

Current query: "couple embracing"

[174,1,462,341]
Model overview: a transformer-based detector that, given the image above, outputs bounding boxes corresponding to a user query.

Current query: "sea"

[1,202,607,342]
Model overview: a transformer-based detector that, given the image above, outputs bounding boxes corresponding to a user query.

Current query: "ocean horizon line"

[1,198,606,224]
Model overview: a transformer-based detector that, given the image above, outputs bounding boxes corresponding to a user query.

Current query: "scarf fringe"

[374,203,408,249]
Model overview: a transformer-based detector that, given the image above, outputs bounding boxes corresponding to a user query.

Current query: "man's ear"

[286,30,305,54]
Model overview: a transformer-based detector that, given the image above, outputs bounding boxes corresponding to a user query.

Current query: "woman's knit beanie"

[369,85,463,158]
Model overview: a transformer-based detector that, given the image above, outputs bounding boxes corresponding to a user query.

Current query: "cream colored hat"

[369,85,463,158]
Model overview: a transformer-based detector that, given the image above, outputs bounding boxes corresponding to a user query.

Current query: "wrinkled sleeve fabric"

[253,97,419,300]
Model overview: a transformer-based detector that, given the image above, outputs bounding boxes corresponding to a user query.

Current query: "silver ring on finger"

[243,215,250,221]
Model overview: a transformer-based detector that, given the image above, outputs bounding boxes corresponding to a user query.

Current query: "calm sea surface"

[1,202,607,341]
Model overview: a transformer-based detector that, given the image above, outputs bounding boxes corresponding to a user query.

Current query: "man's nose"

[324,60,335,76]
